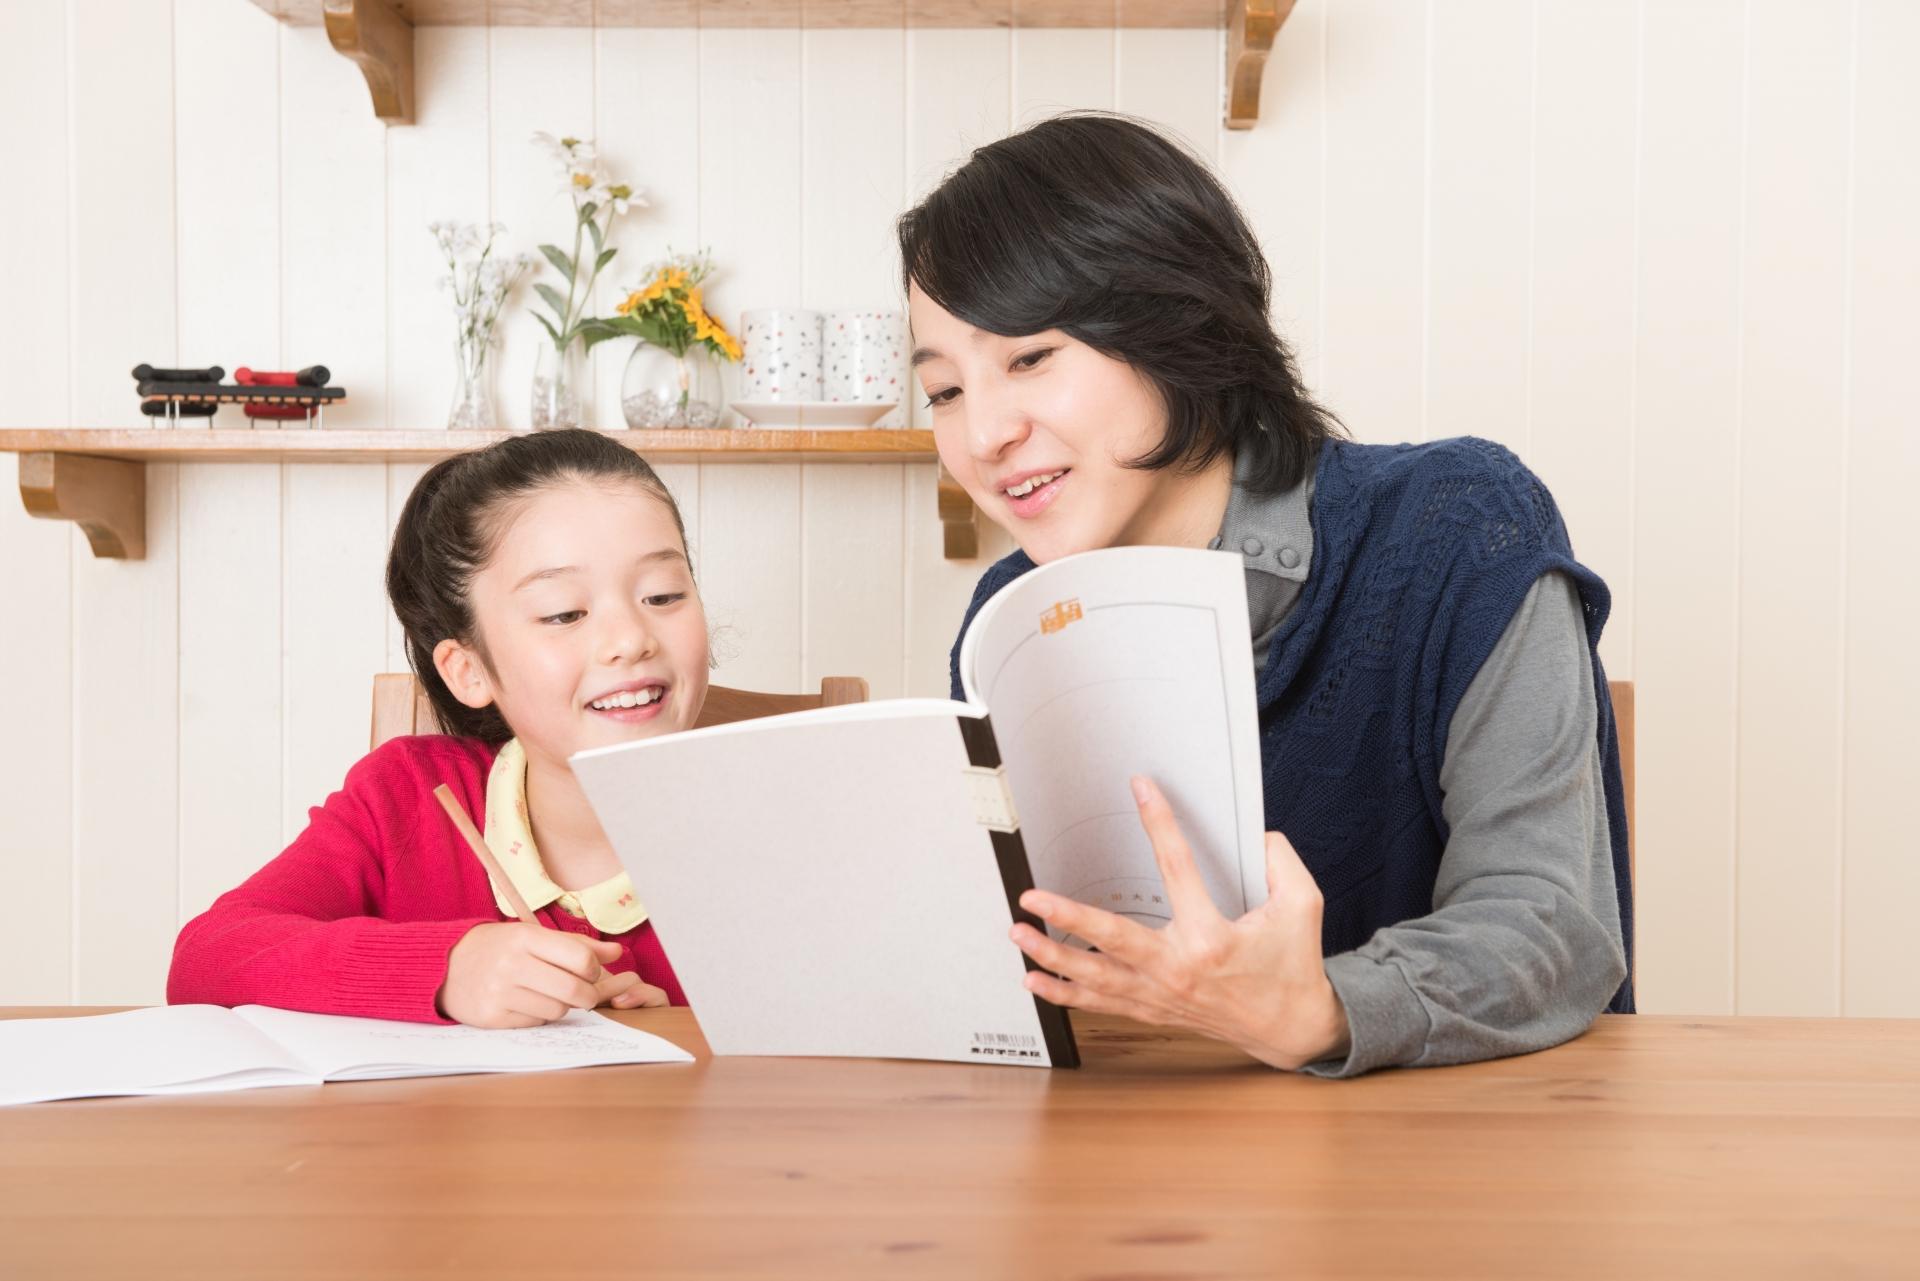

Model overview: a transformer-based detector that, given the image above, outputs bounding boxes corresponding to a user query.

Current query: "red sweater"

[168,735,686,1023]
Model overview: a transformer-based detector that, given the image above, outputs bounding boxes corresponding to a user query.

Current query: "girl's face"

[439,479,710,766]
[908,283,1227,564]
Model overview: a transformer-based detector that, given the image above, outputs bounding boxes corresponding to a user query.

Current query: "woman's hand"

[439,923,655,1027]
[1009,777,1352,1071]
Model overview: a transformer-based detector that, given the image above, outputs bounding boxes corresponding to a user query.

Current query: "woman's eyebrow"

[910,346,944,369]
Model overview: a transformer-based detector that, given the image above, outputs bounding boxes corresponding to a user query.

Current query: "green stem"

[558,204,586,346]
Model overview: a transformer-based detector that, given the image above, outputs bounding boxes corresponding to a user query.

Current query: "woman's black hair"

[385,428,691,743]
[897,112,1341,493]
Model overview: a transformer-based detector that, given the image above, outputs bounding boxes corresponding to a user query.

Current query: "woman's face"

[909,283,1227,564]
[438,480,711,769]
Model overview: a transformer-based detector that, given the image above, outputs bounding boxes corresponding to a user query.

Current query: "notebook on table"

[0,1005,692,1106]
[571,546,1266,1070]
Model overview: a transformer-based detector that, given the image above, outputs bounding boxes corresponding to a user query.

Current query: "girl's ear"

[432,637,496,712]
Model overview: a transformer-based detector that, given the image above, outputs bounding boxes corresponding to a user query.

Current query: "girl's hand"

[1009,777,1352,1071]
[438,923,626,1028]
[603,973,671,1010]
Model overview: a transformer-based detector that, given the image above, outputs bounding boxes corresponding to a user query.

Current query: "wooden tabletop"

[3,1008,1917,1279]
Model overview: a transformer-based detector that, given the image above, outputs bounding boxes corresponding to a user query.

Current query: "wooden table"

[3,1009,1917,1279]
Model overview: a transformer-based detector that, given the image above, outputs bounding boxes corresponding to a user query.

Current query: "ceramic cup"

[741,308,823,403]
[823,309,908,427]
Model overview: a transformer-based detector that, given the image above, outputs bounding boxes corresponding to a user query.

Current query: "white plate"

[730,400,899,430]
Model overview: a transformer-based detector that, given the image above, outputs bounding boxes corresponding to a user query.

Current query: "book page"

[959,547,1266,935]
[0,1005,314,1106]
[233,1006,693,1081]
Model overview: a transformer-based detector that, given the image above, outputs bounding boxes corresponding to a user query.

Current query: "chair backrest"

[370,672,870,752]
[1609,679,1634,884]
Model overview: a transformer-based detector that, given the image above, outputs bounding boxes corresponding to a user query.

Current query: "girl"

[169,429,711,1028]
[903,114,1632,1077]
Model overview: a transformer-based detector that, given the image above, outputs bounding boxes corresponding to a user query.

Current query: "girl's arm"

[167,743,496,1023]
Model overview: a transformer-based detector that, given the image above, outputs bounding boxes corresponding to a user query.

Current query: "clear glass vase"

[620,341,722,430]
[447,330,497,429]
[530,340,584,431]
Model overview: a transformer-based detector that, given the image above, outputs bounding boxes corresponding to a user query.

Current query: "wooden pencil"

[432,784,540,927]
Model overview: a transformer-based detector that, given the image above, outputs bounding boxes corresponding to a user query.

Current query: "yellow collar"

[483,739,647,934]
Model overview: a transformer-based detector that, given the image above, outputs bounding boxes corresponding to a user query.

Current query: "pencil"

[432,784,540,927]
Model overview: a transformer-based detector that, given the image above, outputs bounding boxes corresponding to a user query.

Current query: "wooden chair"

[1609,680,1635,885]
[370,672,869,752]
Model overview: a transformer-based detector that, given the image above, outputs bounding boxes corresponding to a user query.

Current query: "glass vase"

[620,341,723,429]
[447,330,497,429]
[531,340,584,431]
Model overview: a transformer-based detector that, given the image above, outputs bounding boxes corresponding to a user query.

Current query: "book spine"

[956,715,1081,1070]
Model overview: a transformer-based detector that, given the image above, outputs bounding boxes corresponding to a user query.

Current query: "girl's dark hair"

[897,112,1341,493]
[386,428,690,743]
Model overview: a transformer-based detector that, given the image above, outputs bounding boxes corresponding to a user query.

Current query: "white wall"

[2,0,1914,1017]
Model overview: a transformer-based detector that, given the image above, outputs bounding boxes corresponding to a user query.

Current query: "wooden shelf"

[248,0,1289,129]
[0,427,936,464]
[0,427,977,561]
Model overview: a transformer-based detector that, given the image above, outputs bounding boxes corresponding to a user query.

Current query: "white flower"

[588,181,644,216]
[531,130,571,172]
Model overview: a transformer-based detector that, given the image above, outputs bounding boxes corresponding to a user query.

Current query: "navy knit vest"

[950,436,1635,1014]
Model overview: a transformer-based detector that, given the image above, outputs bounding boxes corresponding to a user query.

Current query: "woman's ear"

[432,638,496,712]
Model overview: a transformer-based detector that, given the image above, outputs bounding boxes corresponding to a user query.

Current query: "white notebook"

[0,1005,692,1106]
[570,546,1265,1070]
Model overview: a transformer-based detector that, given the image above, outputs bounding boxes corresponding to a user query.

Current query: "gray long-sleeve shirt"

[1210,458,1628,1077]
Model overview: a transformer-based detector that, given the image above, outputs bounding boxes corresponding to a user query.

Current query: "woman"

[900,114,1631,1077]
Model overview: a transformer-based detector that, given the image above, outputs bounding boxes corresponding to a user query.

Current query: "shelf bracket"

[937,466,978,561]
[323,0,415,126]
[1225,0,1296,130]
[18,452,146,560]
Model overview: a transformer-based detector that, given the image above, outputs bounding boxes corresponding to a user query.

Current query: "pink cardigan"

[167,735,686,1023]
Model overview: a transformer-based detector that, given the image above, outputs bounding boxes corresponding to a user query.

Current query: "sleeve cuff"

[1301,952,1434,1078]
[334,919,494,1024]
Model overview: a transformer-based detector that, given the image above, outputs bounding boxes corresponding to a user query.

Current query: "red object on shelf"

[244,402,314,421]
[236,365,331,387]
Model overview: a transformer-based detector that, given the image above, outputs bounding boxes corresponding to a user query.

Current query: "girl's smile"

[585,679,672,722]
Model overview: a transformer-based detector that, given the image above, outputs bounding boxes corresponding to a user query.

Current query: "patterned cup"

[823,310,908,427]
[741,308,823,403]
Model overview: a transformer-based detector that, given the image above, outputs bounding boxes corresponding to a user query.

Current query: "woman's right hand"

[437,922,637,1028]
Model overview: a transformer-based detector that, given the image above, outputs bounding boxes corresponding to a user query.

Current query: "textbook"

[0,1005,692,1106]
[571,546,1266,1070]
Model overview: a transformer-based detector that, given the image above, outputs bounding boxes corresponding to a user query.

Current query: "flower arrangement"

[584,250,742,429]
[431,220,529,428]
[528,131,645,427]
[586,249,743,363]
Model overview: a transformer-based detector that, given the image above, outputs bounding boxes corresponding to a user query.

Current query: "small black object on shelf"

[132,361,348,428]
[132,364,224,383]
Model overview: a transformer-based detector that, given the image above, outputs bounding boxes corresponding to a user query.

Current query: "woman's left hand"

[1009,776,1351,1071]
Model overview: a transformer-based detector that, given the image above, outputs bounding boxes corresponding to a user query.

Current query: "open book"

[0,1005,692,1106]
[571,546,1265,1070]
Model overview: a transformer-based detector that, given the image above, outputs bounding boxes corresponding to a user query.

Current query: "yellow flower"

[615,290,644,316]
[571,171,594,189]
[701,314,742,362]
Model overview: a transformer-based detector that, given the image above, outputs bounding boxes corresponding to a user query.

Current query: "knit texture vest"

[950,436,1635,1013]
